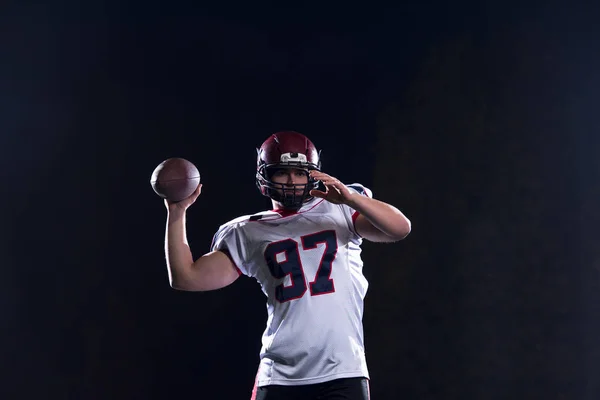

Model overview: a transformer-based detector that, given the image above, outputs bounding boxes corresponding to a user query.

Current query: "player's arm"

[165,208,240,291]
[350,195,411,243]
[309,171,411,243]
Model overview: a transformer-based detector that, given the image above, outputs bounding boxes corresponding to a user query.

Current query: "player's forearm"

[347,195,411,240]
[165,209,195,289]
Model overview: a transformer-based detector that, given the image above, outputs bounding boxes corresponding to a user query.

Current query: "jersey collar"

[271,196,321,217]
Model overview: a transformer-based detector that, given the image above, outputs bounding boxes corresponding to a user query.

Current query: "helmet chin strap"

[280,195,307,210]
[271,186,313,210]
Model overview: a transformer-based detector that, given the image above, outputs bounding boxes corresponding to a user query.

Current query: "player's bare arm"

[309,170,411,242]
[164,185,240,291]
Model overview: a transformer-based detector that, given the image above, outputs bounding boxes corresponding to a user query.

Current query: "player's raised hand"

[309,171,355,205]
[165,184,202,212]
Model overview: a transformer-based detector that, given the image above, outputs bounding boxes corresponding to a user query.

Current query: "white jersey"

[210,184,373,387]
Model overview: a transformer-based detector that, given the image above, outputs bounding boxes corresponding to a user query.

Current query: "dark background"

[2,1,600,399]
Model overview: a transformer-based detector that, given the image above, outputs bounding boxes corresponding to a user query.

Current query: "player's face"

[271,168,308,200]
[271,168,309,195]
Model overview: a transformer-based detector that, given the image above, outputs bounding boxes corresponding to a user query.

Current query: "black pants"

[253,377,370,400]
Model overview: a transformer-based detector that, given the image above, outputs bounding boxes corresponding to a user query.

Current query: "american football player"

[163,131,411,400]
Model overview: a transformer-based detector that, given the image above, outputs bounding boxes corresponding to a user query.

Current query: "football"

[150,158,200,202]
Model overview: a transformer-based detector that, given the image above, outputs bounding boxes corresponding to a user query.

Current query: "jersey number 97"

[264,230,338,303]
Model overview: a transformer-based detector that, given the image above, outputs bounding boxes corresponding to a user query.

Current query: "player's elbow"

[169,271,239,292]
[168,251,241,291]
[169,276,206,292]
[389,218,411,241]
[170,279,191,291]
[170,281,212,292]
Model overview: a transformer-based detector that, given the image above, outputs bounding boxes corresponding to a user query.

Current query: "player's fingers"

[188,184,202,199]
[323,180,342,189]
[316,172,336,180]
[310,171,332,180]
[309,189,328,198]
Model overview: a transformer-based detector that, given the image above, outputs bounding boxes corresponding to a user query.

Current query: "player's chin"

[281,191,305,197]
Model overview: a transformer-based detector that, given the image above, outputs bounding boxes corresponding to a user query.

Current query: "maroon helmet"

[256,131,322,209]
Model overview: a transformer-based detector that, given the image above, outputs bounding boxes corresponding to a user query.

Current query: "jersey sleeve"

[209,222,250,277]
[341,183,373,238]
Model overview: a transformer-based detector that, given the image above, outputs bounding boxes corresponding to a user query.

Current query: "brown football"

[150,158,200,202]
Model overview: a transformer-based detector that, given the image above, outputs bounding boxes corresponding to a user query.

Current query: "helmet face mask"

[255,132,322,210]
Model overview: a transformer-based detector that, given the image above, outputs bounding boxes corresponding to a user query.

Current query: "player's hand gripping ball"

[150,158,201,202]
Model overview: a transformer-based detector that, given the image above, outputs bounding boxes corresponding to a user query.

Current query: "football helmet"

[256,131,321,209]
